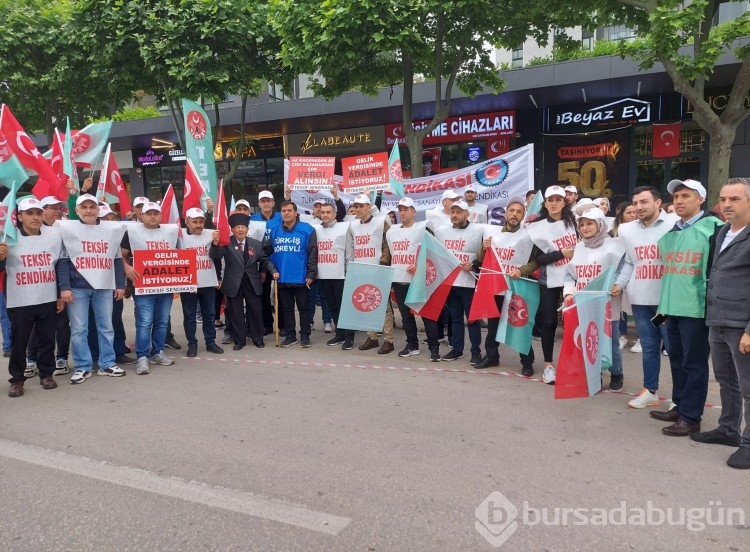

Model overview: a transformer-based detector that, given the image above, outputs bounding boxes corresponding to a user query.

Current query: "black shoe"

[253,341,265,349]
[187,345,198,358]
[279,329,287,338]
[341,338,354,350]
[165,337,181,350]
[474,357,500,369]
[221,334,233,345]
[264,327,274,336]
[521,365,534,377]
[469,353,482,366]
[281,337,298,348]
[206,343,224,354]
[327,335,346,346]
[609,374,624,391]
[115,354,137,365]
[233,343,244,351]
[690,428,741,447]
[397,346,419,358]
[123,346,132,354]
[430,350,441,362]
[441,349,463,361]
[650,407,679,422]
[727,447,750,469]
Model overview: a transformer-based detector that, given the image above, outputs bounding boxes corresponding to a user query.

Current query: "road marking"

[0,439,351,536]
[201,356,722,409]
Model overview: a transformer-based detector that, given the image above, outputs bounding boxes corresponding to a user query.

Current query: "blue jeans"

[134,293,173,358]
[608,318,623,377]
[68,288,116,371]
[666,316,710,425]
[446,287,481,355]
[631,305,670,391]
[180,287,217,347]
[0,291,11,352]
[308,279,332,324]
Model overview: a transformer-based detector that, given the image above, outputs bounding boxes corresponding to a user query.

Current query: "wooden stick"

[274,280,280,347]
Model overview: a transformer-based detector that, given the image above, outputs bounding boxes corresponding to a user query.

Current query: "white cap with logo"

[186,207,205,219]
[18,197,43,212]
[98,204,114,218]
[564,185,578,194]
[397,197,415,208]
[667,178,706,199]
[451,199,470,211]
[76,194,99,206]
[235,199,251,208]
[545,185,566,199]
[40,196,64,207]
[258,191,274,200]
[353,194,371,205]
[142,201,161,213]
[441,189,460,201]
[133,196,148,207]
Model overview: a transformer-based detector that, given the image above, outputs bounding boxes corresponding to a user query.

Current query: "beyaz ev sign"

[547,98,651,132]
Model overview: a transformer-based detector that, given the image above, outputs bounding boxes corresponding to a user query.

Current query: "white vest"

[483,226,534,273]
[181,230,218,288]
[5,226,62,308]
[565,238,626,292]
[248,221,266,243]
[348,215,387,265]
[56,220,124,289]
[126,224,180,252]
[435,223,485,288]
[315,221,350,280]
[387,222,427,283]
[425,208,452,232]
[467,202,489,224]
[527,219,578,288]
[299,214,322,226]
[617,211,680,306]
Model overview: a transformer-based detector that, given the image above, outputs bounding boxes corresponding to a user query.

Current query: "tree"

[0,0,134,140]
[269,0,554,178]
[554,0,750,205]
[76,0,294,183]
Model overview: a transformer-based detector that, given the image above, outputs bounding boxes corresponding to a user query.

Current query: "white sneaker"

[630,339,642,353]
[324,322,334,333]
[136,356,150,375]
[53,358,69,376]
[97,365,126,377]
[149,351,174,366]
[618,336,628,350]
[70,370,93,385]
[663,349,669,356]
[628,388,660,409]
[24,360,38,378]
[542,365,556,385]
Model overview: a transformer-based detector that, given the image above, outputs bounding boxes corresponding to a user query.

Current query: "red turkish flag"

[213,179,231,246]
[97,145,132,215]
[468,248,509,322]
[554,305,589,399]
[181,159,204,218]
[653,122,681,158]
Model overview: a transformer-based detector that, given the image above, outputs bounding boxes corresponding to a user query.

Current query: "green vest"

[657,215,722,318]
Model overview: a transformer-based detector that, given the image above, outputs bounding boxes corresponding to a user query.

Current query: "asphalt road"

[0,301,747,552]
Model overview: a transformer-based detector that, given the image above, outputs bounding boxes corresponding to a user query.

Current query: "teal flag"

[0,184,21,245]
[182,99,218,203]
[387,142,405,197]
[496,277,540,355]
[338,262,396,332]
[574,291,608,396]
[524,190,543,221]
[581,265,616,368]
[63,117,77,180]
[0,134,28,189]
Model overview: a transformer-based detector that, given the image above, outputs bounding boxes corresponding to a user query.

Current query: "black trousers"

[9,302,57,383]
[319,278,354,340]
[260,274,274,331]
[27,306,70,360]
[226,277,263,345]
[392,283,419,347]
[278,284,310,339]
[538,285,562,363]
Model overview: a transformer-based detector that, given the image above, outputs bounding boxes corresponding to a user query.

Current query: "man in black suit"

[209,213,264,350]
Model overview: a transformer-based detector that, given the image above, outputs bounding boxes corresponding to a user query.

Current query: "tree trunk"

[705,123,736,208]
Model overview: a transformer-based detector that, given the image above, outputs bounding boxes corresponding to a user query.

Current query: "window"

[511,46,523,69]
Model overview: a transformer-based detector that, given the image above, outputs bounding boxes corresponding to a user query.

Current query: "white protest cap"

[667,178,706,199]
[142,201,161,213]
[18,196,43,212]
[564,185,579,194]
[133,196,148,207]
[186,207,205,219]
[573,198,595,216]
[40,196,65,207]
[258,191,274,200]
[451,199,470,211]
[441,189,460,201]
[397,197,415,208]
[98,204,114,218]
[544,185,566,199]
[76,194,99,206]
[506,195,526,210]
[235,199,251,208]
[352,193,371,205]
[464,184,477,192]
[313,198,326,206]
[578,206,606,221]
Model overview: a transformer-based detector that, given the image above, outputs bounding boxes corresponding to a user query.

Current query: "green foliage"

[90,105,164,124]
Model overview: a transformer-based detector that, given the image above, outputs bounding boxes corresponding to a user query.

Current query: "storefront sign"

[132,249,197,294]
[132,147,186,168]
[287,156,336,190]
[287,125,384,156]
[547,98,651,132]
[222,136,284,160]
[385,111,516,155]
